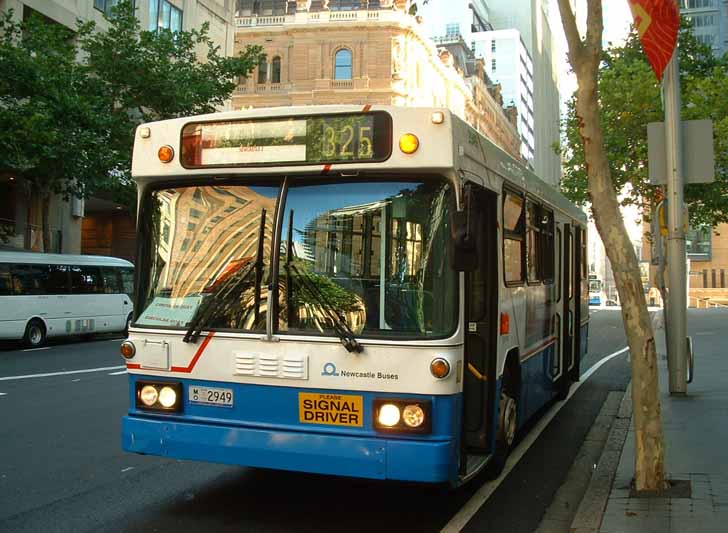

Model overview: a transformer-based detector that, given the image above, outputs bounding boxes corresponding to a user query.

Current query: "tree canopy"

[559,20,728,227]
[0,0,262,237]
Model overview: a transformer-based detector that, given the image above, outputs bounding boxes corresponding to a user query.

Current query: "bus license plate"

[189,386,234,407]
[299,392,363,427]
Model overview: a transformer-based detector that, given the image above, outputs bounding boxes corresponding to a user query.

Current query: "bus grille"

[234,353,308,380]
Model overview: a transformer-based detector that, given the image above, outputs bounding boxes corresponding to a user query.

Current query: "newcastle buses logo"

[320,362,398,380]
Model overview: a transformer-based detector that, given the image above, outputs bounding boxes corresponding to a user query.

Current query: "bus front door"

[463,187,498,455]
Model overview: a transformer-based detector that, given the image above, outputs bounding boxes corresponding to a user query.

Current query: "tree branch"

[585,0,604,63]
[557,0,584,65]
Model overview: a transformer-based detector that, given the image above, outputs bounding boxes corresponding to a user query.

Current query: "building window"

[334,48,352,80]
[257,58,268,84]
[271,56,281,84]
[445,22,460,37]
[149,0,183,32]
[94,0,119,16]
[491,58,496,72]
[686,226,711,260]
[491,40,496,53]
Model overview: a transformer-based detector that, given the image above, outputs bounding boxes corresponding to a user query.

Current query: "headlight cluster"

[135,382,182,412]
[373,399,431,434]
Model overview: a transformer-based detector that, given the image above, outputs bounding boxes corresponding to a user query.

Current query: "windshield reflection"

[136,180,457,339]
[137,185,277,330]
[279,180,456,338]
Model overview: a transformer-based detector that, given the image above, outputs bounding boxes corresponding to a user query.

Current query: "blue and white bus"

[121,106,588,485]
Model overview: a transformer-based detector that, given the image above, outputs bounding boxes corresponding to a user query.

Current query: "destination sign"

[181,112,391,168]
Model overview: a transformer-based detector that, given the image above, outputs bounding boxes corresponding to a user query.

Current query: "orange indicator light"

[158,145,174,163]
[399,133,419,154]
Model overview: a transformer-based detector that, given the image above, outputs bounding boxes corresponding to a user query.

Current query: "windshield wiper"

[289,263,363,353]
[182,261,257,343]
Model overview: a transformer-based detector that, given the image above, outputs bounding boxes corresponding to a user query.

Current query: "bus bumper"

[122,415,456,483]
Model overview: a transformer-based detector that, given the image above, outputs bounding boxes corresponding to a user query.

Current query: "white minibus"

[0,252,134,346]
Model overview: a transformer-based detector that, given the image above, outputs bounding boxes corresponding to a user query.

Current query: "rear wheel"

[24,319,46,348]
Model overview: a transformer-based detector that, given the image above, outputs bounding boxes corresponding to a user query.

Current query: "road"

[0,309,630,533]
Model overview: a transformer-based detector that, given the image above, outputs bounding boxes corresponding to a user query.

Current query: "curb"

[569,382,632,533]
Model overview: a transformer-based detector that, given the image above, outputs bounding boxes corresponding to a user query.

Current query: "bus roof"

[0,251,133,268]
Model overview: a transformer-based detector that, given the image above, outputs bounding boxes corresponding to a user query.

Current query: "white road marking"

[441,345,630,533]
[22,347,51,352]
[108,370,127,376]
[0,365,126,382]
[72,378,81,382]
[121,467,134,473]
[0,392,7,396]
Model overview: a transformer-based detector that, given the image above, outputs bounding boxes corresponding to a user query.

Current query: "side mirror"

[450,210,478,272]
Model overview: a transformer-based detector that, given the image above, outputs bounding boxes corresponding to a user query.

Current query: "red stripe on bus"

[362,104,372,113]
[322,164,332,174]
[171,331,216,373]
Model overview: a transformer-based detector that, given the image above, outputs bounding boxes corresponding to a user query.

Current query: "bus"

[588,276,603,306]
[120,106,588,485]
[0,252,134,347]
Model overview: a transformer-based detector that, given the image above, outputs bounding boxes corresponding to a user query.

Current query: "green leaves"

[0,1,262,211]
[560,20,728,226]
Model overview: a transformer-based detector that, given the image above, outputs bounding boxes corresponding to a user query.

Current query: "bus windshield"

[135,179,458,339]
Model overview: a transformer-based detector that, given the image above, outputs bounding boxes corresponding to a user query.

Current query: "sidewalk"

[595,308,728,533]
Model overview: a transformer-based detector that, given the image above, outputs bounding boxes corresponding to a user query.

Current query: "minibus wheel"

[24,319,47,348]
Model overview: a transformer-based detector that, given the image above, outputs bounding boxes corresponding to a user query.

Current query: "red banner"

[628,0,680,81]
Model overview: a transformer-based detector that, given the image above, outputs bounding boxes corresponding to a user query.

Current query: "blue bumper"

[123,415,456,483]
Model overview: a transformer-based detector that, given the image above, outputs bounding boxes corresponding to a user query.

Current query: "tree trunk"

[41,193,52,253]
[557,0,667,492]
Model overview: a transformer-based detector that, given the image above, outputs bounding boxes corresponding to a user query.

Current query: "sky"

[554,1,635,110]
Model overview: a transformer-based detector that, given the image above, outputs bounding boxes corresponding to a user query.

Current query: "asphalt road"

[0,309,630,533]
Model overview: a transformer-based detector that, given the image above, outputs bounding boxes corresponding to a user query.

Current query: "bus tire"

[24,319,47,348]
[486,367,519,479]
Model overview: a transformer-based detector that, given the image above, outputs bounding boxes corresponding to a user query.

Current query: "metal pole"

[663,52,688,394]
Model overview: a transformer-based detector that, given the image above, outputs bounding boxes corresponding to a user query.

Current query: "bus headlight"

[140,385,158,406]
[135,382,183,412]
[377,403,401,427]
[402,405,425,428]
[373,399,431,434]
[158,386,177,408]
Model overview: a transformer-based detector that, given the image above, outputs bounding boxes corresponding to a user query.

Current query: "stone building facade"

[232,0,522,160]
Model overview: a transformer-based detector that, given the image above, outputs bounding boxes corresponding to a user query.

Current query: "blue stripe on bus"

[123,377,462,483]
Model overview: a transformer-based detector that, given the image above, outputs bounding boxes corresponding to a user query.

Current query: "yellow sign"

[299,392,364,427]
[657,201,689,237]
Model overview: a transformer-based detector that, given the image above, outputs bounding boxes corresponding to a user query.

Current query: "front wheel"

[485,392,518,479]
[24,319,47,348]
[123,314,132,337]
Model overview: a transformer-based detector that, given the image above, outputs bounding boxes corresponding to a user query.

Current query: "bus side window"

[71,265,103,294]
[0,264,12,295]
[101,267,122,294]
[10,264,44,295]
[120,268,134,298]
[503,190,525,285]
[46,265,70,294]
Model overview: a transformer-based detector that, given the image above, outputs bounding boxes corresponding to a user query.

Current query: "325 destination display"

[180,112,391,168]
